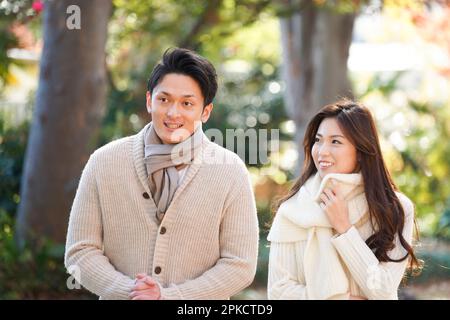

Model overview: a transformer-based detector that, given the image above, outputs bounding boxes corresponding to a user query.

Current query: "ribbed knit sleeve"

[267,241,308,299]
[160,161,259,299]
[330,194,415,300]
[64,153,135,300]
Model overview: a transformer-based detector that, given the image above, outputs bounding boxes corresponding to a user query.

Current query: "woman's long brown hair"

[275,99,421,273]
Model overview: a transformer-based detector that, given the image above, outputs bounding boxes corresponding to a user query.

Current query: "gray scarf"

[144,123,203,221]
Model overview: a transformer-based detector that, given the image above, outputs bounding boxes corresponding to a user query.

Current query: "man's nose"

[166,103,180,117]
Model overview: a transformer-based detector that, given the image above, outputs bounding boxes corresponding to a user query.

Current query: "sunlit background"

[1,0,449,299]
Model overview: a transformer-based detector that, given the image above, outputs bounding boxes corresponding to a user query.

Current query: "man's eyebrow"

[158,91,196,98]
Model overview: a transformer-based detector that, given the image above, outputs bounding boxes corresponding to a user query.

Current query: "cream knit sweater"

[64,123,259,300]
[267,176,414,300]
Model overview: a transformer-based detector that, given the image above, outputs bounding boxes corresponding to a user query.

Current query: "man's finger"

[132,281,156,291]
[130,288,158,298]
[144,276,158,286]
[132,284,157,293]
[132,294,158,300]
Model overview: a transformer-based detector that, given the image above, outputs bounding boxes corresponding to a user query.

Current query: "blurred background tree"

[0,0,449,299]
[15,0,112,246]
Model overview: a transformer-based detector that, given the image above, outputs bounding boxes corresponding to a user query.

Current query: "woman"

[267,99,421,300]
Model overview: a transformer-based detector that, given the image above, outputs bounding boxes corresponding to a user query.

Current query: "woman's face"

[312,117,358,178]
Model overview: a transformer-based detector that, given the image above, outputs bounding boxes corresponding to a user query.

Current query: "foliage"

[245,238,270,295]
[102,2,290,167]
[0,0,42,88]
[0,117,96,299]
[1,0,449,299]
[0,116,28,217]
[0,19,18,88]
[354,70,450,240]
[406,238,450,285]
[0,208,95,299]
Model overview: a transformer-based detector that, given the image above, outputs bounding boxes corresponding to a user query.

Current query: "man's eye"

[159,97,168,102]
[184,101,193,107]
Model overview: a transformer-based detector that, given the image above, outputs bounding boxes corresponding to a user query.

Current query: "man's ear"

[146,91,152,114]
[201,103,214,123]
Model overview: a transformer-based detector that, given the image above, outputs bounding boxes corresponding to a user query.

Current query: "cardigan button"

[154,266,162,274]
[142,192,150,199]
[160,227,166,235]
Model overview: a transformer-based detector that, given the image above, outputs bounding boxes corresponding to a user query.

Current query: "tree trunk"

[280,3,355,169]
[16,0,112,245]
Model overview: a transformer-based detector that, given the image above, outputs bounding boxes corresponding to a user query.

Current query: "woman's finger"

[323,188,336,199]
[330,180,343,198]
[320,193,330,205]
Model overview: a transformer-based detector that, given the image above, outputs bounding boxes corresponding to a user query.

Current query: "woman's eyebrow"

[316,133,345,138]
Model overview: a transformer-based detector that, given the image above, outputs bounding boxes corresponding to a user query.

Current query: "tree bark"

[16,0,112,245]
[280,3,355,169]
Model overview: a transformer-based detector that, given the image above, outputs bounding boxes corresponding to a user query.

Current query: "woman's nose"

[318,143,331,156]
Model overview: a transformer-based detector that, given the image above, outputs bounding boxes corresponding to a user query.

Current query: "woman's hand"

[319,180,352,234]
[129,273,161,300]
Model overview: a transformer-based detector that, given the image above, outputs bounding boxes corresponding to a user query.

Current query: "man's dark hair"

[147,48,218,106]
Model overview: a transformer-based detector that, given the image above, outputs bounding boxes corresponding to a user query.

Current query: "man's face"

[146,73,213,144]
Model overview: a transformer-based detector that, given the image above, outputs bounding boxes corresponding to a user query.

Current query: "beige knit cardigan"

[64,123,259,300]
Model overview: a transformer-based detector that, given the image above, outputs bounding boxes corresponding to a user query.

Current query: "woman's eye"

[332,139,342,144]
[159,97,168,102]
[314,137,320,142]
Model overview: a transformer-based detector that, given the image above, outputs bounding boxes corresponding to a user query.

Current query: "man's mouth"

[164,121,183,129]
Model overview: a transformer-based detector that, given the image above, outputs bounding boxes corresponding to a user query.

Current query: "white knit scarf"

[268,172,368,299]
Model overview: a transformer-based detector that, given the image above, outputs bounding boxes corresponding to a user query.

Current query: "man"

[64,48,259,300]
